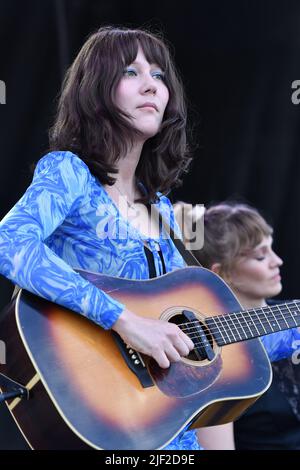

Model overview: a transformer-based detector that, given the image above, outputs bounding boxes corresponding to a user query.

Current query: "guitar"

[1,266,300,450]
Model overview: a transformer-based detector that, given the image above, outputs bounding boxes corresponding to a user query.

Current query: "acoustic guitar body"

[0,266,271,449]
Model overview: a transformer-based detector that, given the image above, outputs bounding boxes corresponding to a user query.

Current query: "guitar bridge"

[111,332,154,388]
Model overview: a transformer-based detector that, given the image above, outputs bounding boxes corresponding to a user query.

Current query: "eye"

[256,257,265,261]
[123,68,137,77]
[152,71,165,81]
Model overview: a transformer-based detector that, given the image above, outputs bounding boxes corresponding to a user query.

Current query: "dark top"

[234,299,300,450]
[144,245,166,278]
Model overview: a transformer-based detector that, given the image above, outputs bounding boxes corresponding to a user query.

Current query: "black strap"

[152,205,202,268]
[137,181,201,267]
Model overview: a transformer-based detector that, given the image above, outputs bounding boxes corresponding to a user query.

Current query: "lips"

[137,102,158,111]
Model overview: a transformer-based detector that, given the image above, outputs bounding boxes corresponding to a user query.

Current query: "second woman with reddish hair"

[175,201,300,449]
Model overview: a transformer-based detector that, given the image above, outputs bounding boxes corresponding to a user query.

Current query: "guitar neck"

[206,301,300,346]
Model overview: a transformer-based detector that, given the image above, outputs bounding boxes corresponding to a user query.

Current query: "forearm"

[0,152,125,329]
[0,235,124,329]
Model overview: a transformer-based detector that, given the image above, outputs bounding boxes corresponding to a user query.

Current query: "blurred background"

[0,0,300,449]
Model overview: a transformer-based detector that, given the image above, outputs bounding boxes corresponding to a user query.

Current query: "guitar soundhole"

[169,314,215,363]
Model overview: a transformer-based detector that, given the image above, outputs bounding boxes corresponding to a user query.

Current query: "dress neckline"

[99,179,162,244]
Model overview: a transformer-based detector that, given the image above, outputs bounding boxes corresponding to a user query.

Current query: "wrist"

[111,308,133,333]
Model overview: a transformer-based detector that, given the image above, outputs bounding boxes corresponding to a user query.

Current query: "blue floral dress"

[0,150,299,449]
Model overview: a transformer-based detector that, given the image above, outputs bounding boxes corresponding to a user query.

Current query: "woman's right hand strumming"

[112,308,195,369]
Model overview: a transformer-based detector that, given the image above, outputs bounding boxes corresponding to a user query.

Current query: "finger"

[179,330,194,350]
[172,337,190,357]
[165,345,182,363]
[171,324,194,350]
[153,351,170,369]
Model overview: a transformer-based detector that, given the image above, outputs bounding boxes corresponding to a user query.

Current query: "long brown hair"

[49,26,192,203]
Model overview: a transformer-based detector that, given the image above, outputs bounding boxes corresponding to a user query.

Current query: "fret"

[214,315,232,344]
[255,305,280,333]
[206,317,226,346]
[266,305,282,332]
[230,311,254,340]
[242,310,261,337]
[287,301,300,327]
[264,302,300,331]
[274,304,290,329]
[220,314,238,343]
[285,303,298,328]
[226,311,244,341]
[206,301,300,347]
[257,307,276,335]
[251,307,268,335]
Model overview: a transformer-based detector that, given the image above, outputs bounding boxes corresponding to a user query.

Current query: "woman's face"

[226,235,283,305]
[114,46,169,140]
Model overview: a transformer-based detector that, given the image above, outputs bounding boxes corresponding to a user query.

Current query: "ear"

[211,263,232,284]
[210,263,222,275]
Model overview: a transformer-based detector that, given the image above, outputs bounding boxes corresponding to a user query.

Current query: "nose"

[141,74,157,96]
[270,250,283,268]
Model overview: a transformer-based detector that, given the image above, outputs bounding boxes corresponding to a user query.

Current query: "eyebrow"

[241,241,273,257]
[129,61,162,69]
[251,242,274,254]
[252,246,268,254]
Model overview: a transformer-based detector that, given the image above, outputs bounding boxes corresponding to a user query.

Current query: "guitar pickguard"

[148,353,222,398]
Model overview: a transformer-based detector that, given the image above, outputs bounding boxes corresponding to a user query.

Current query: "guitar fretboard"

[205,301,300,346]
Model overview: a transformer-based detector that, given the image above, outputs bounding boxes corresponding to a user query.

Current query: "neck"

[229,289,267,310]
[115,141,144,190]
[205,299,300,347]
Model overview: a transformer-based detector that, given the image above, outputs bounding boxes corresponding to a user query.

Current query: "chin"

[138,127,160,139]
[266,282,283,298]
[135,119,161,137]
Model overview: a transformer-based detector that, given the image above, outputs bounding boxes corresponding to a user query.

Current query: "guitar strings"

[177,301,300,331]
[175,302,300,343]
[179,311,300,350]
[179,310,299,335]
[179,312,299,338]
[181,315,299,336]
[181,320,298,345]
[178,300,300,326]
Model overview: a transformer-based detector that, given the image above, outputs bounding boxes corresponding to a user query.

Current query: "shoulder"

[155,193,182,236]
[156,192,173,211]
[31,151,93,197]
[34,150,91,178]
[155,193,174,220]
